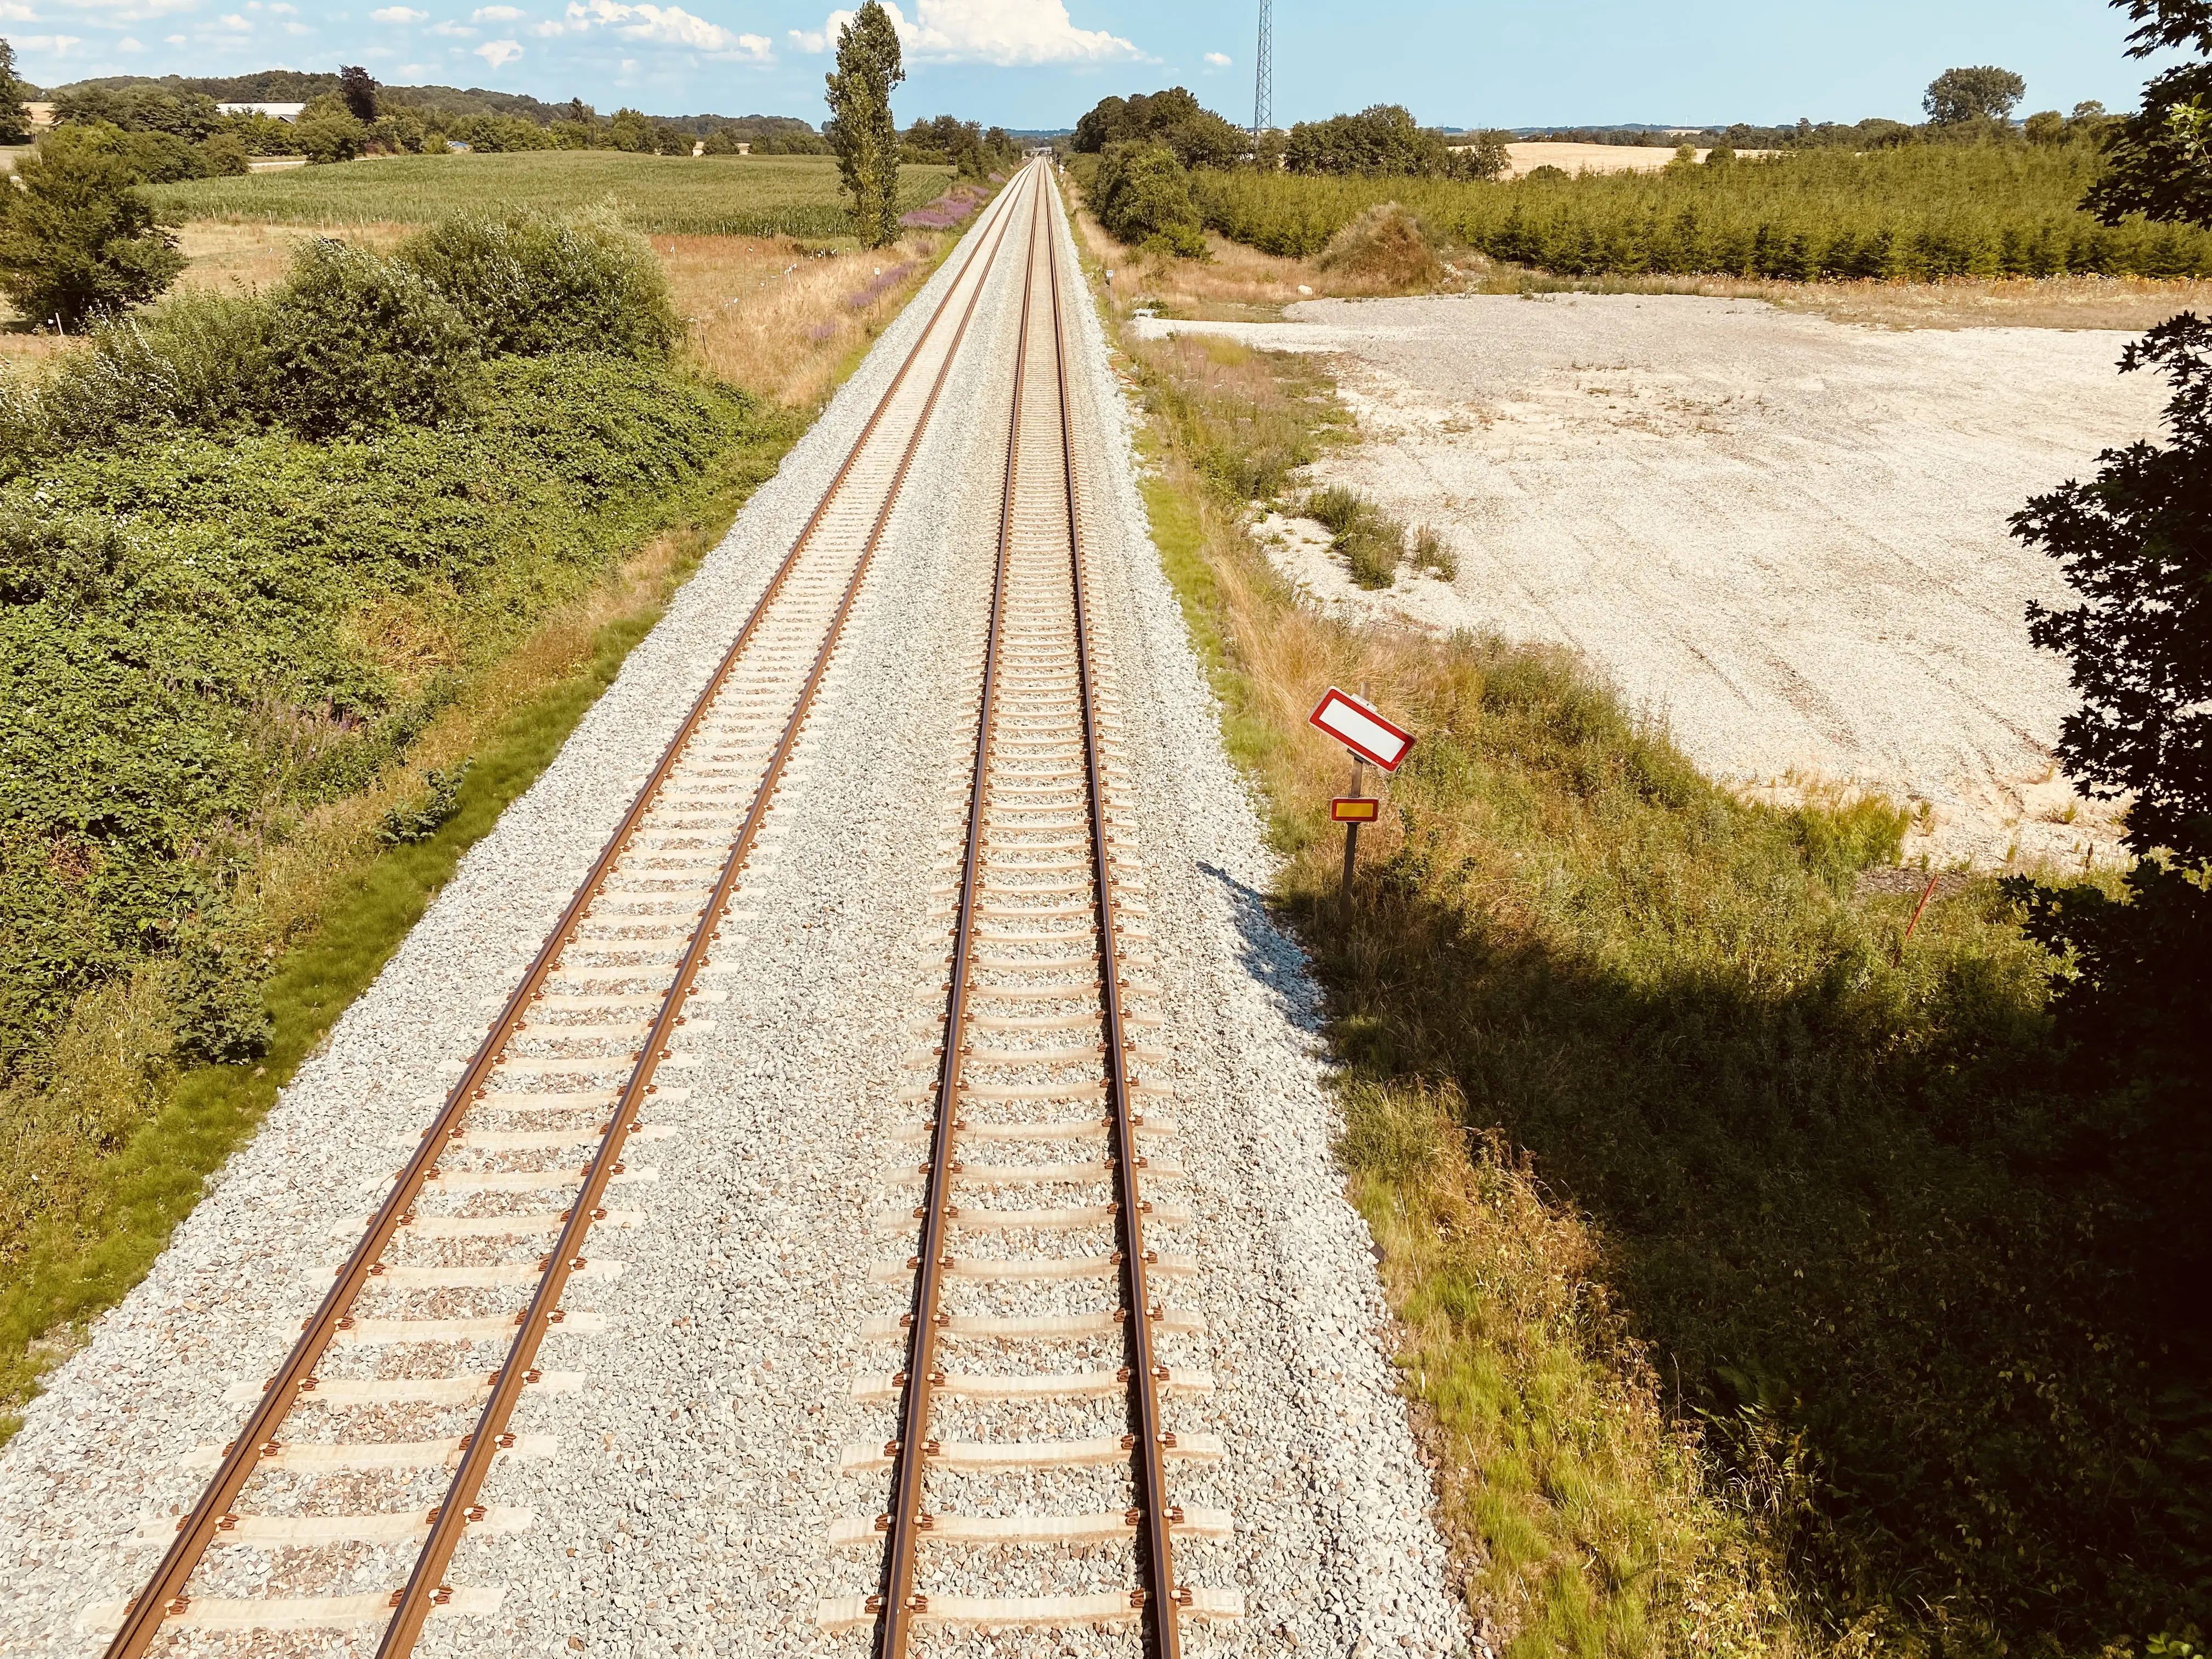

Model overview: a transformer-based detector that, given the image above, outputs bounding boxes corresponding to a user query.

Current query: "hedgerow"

[0,206,754,1107]
[0,353,749,1081]
[1188,143,2212,276]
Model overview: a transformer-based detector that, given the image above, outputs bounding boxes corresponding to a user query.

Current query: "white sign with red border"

[1309,687,1414,772]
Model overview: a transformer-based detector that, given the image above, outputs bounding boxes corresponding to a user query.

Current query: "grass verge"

[1081,172,2199,1652]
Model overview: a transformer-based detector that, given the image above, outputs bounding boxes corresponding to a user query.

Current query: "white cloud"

[793,0,1137,66]
[118,31,143,44]
[473,34,520,63]
[0,2,38,19]
[472,3,522,16]
[217,11,249,25]
[557,0,770,57]
[370,5,425,17]
[1203,49,1228,66]
[19,30,81,46]
[429,17,473,30]
[165,30,186,41]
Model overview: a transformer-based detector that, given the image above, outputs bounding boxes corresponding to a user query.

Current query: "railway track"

[99,164,1040,1659]
[815,168,1243,1651]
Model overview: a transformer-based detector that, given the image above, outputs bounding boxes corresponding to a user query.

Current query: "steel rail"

[381,163,1031,1659]
[1044,170,1182,1659]
[872,160,1182,1659]
[105,164,1033,1659]
[873,171,1043,1659]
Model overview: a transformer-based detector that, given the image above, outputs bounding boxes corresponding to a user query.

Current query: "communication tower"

[1252,0,1273,144]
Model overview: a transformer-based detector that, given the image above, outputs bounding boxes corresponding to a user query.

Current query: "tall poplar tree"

[0,37,33,146]
[825,0,904,248]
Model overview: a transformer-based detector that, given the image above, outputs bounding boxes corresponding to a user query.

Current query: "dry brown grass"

[657,228,948,407]
[172,217,414,297]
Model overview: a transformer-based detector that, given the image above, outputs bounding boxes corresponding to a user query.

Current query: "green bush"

[1305,482,1365,534]
[261,238,479,437]
[1305,484,1404,586]
[2,207,679,459]
[1092,142,1207,258]
[376,762,474,844]
[0,127,185,329]
[1410,523,1456,578]
[0,354,754,1080]
[297,111,364,166]
[1188,143,2212,275]
[394,206,682,360]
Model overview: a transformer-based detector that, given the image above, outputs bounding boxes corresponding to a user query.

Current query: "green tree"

[1,38,37,145]
[1455,129,1511,180]
[1923,64,2028,124]
[1091,142,1206,257]
[1071,86,1245,170]
[297,110,364,165]
[2085,0,2212,228]
[825,0,905,249]
[0,127,184,330]
[2004,312,2212,1379]
[1284,104,1452,177]
[338,64,379,122]
[2024,108,2069,144]
[607,107,656,153]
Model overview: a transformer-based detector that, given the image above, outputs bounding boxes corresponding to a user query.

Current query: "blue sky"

[4,0,2175,130]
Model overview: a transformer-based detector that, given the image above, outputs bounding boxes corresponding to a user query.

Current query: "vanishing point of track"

[103,166,1036,1658]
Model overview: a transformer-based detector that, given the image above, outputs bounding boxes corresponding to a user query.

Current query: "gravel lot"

[1135,296,2168,867]
[0,177,1463,1657]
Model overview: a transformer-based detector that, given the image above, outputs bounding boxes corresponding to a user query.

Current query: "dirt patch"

[1499,141,1778,178]
[1136,294,2165,868]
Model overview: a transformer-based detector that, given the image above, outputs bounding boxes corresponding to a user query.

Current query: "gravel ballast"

[0,172,1465,1658]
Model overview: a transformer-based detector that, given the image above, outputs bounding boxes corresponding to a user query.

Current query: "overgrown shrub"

[394,207,682,360]
[261,238,479,437]
[0,127,185,329]
[377,761,474,844]
[0,355,753,1081]
[1314,201,1442,289]
[0,206,682,462]
[1091,142,1208,259]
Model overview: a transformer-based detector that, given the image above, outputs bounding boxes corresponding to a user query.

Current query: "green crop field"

[1190,145,2212,280]
[148,151,957,236]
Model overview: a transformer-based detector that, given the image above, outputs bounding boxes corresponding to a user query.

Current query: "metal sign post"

[1310,686,1413,922]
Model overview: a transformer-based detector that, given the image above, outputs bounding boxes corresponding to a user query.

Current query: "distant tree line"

[1068,60,2154,257]
[19,64,834,165]
[900,113,1018,178]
